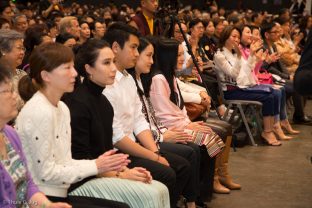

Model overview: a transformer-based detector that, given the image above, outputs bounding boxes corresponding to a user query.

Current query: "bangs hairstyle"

[19,42,74,101]
[218,25,241,49]
[29,42,74,87]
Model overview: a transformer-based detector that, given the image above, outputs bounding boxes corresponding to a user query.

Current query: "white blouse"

[213,47,257,90]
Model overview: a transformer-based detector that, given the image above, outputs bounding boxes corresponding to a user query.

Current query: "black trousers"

[284,80,305,119]
[159,142,200,202]
[47,195,130,208]
[127,151,191,208]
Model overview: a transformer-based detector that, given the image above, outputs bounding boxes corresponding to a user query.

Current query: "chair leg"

[253,107,263,137]
[238,105,257,146]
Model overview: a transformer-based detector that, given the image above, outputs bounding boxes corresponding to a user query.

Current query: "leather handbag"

[185,102,207,121]
[257,70,273,84]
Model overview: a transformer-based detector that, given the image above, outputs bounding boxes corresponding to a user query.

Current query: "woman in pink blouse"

[147,38,241,194]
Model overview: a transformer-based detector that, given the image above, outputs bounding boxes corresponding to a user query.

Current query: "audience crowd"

[0,0,310,207]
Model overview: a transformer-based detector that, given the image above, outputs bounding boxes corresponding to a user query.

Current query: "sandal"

[281,121,300,135]
[261,132,282,146]
[273,125,293,140]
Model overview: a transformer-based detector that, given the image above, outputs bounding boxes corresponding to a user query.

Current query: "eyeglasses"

[0,88,14,95]
[15,46,26,52]
[194,26,204,30]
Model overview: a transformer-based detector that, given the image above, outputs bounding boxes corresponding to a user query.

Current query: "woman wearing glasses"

[0,29,26,111]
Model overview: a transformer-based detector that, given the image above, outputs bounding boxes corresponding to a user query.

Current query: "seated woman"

[63,39,170,208]
[177,19,224,117]
[275,21,301,76]
[0,29,27,111]
[213,25,282,146]
[22,24,53,72]
[239,24,299,137]
[0,60,70,208]
[55,33,77,49]
[77,21,90,44]
[144,37,241,194]
[16,42,130,208]
[127,37,201,207]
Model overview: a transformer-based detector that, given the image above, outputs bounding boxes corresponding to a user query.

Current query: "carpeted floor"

[206,101,312,208]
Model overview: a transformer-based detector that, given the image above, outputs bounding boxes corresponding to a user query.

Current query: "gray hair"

[12,14,27,25]
[0,29,24,54]
[59,16,77,35]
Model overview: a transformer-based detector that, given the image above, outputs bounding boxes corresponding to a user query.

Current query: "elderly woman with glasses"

[0,29,26,111]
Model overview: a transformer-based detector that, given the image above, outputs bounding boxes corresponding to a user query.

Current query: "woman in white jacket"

[213,25,281,146]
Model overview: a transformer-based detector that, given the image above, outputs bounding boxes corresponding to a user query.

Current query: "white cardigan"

[16,91,98,197]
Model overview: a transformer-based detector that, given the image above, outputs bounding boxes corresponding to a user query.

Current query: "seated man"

[103,22,192,207]
[261,22,311,124]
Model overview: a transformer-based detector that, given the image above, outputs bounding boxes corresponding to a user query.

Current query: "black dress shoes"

[293,115,312,124]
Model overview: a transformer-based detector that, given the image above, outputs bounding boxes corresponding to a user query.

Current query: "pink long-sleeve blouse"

[149,74,191,130]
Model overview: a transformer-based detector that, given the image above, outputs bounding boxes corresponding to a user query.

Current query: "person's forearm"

[136,129,159,152]
[97,170,118,178]
[115,136,158,161]
[42,4,54,18]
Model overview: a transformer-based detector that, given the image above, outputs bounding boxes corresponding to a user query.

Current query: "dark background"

[71,0,292,13]
[20,0,292,13]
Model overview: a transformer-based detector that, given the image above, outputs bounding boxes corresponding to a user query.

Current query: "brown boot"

[213,152,230,194]
[214,174,230,194]
[217,136,241,190]
[218,164,241,190]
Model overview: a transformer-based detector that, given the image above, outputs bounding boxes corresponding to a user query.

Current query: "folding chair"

[214,69,263,146]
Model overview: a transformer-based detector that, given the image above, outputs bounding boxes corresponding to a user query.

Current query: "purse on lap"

[257,70,274,84]
[184,129,225,158]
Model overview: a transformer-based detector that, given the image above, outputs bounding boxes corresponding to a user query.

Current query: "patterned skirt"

[69,178,170,208]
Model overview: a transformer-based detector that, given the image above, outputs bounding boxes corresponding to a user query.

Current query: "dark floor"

[206,102,312,208]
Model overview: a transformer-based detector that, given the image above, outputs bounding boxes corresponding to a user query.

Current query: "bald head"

[141,0,158,16]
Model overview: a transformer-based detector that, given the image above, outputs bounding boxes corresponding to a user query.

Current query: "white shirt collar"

[115,70,129,82]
